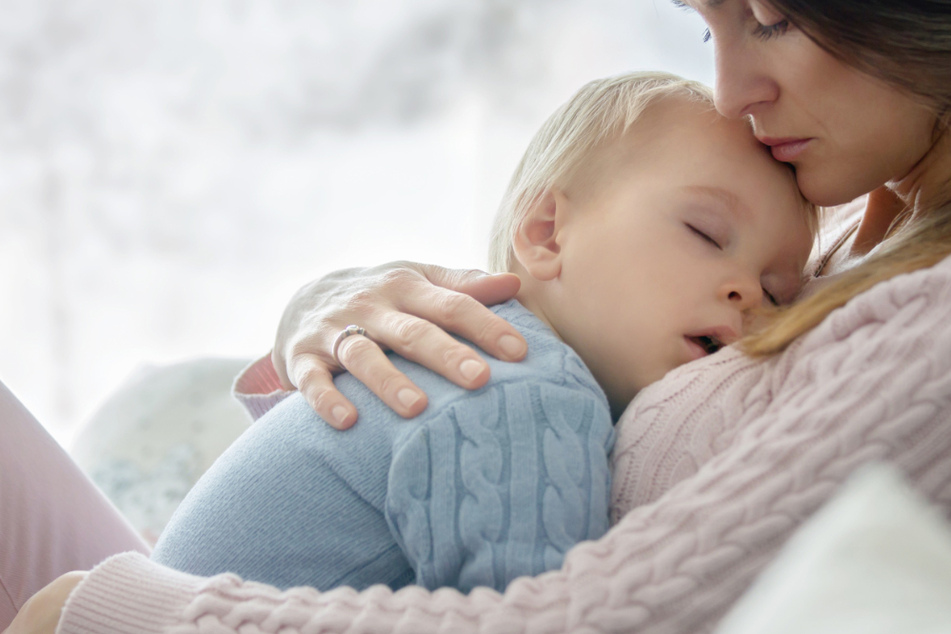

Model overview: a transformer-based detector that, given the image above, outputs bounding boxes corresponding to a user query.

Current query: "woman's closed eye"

[750,0,791,40]
[702,19,790,43]
[699,4,792,43]
[762,287,779,307]
[752,18,789,40]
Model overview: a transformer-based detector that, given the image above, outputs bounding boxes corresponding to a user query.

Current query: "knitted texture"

[387,379,613,592]
[151,300,614,594]
[231,355,288,421]
[60,255,951,633]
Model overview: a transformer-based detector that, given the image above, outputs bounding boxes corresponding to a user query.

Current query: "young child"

[151,71,816,594]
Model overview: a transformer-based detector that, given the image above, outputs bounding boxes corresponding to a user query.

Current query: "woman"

[7,0,951,632]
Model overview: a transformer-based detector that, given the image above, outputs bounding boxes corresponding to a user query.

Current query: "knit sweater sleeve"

[58,259,951,634]
[231,354,292,422]
[385,378,614,593]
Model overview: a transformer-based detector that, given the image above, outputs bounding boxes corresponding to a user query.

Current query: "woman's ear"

[512,189,565,282]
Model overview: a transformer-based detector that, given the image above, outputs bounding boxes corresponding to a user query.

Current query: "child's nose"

[721,275,764,311]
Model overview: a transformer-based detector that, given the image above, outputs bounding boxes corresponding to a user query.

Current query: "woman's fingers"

[288,352,359,429]
[333,333,429,418]
[372,294,523,391]
[418,264,523,308]
[273,262,529,423]
[408,266,528,361]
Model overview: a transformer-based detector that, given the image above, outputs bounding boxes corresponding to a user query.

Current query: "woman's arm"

[46,257,951,633]
[263,262,527,429]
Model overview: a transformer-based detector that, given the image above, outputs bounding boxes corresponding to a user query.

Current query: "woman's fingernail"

[397,387,422,409]
[459,358,485,382]
[332,405,351,427]
[499,334,526,358]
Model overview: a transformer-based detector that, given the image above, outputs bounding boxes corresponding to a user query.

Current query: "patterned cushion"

[70,358,253,545]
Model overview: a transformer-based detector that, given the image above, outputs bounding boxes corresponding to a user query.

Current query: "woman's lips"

[760,137,812,163]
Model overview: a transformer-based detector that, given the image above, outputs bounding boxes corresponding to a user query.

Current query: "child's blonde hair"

[487,71,719,273]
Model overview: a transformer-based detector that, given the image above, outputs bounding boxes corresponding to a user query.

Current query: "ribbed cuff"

[58,553,199,634]
[231,354,293,421]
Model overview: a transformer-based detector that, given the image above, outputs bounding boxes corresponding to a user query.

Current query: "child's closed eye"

[686,223,722,249]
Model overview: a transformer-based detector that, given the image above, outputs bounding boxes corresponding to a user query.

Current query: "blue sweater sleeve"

[384,378,614,593]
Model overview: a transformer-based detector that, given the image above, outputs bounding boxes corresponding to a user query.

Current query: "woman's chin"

[795,167,876,208]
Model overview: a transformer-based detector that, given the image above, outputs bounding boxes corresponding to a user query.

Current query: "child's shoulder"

[455,299,607,405]
[333,299,608,420]
[486,300,587,372]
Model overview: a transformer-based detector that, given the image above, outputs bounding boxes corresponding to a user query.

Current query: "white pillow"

[716,463,951,634]
[70,357,254,544]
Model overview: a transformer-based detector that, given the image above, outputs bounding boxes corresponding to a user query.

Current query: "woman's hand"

[274,261,527,429]
[2,571,86,634]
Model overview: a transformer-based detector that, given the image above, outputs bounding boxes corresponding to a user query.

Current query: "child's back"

[152,300,613,592]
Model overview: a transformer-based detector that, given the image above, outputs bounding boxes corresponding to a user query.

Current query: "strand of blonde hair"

[741,204,951,356]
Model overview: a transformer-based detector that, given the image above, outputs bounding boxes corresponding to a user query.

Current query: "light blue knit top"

[153,300,615,593]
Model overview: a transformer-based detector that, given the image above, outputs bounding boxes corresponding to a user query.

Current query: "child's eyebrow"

[680,184,751,219]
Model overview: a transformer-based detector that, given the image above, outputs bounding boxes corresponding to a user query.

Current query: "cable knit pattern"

[60,255,951,633]
[388,380,612,591]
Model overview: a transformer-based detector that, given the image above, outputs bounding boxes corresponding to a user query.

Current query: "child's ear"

[512,189,565,281]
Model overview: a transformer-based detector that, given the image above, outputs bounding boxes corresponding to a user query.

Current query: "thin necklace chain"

[814,222,859,278]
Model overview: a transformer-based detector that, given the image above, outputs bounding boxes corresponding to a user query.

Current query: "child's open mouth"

[688,334,724,355]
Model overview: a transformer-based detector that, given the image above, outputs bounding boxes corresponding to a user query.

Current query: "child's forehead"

[629,98,815,265]
[678,181,808,241]
[643,101,803,201]
[577,93,809,223]
[610,96,755,164]
[678,183,757,224]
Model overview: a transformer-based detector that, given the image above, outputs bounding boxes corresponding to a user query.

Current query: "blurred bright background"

[0,0,712,444]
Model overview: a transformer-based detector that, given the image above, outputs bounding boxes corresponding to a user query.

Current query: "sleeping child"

[150,71,816,593]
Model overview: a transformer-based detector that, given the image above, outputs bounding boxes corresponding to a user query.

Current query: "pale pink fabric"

[58,249,951,632]
[231,353,290,421]
[0,383,149,629]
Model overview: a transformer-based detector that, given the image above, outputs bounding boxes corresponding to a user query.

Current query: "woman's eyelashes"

[762,288,779,306]
[699,11,792,43]
[753,18,790,40]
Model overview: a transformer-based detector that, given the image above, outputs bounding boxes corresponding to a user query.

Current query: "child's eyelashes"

[687,224,722,249]
[684,221,785,307]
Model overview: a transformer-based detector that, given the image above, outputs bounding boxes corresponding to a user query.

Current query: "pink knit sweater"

[59,253,951,633]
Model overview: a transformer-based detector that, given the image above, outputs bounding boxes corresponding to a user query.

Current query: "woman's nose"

[712,36,779,119]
